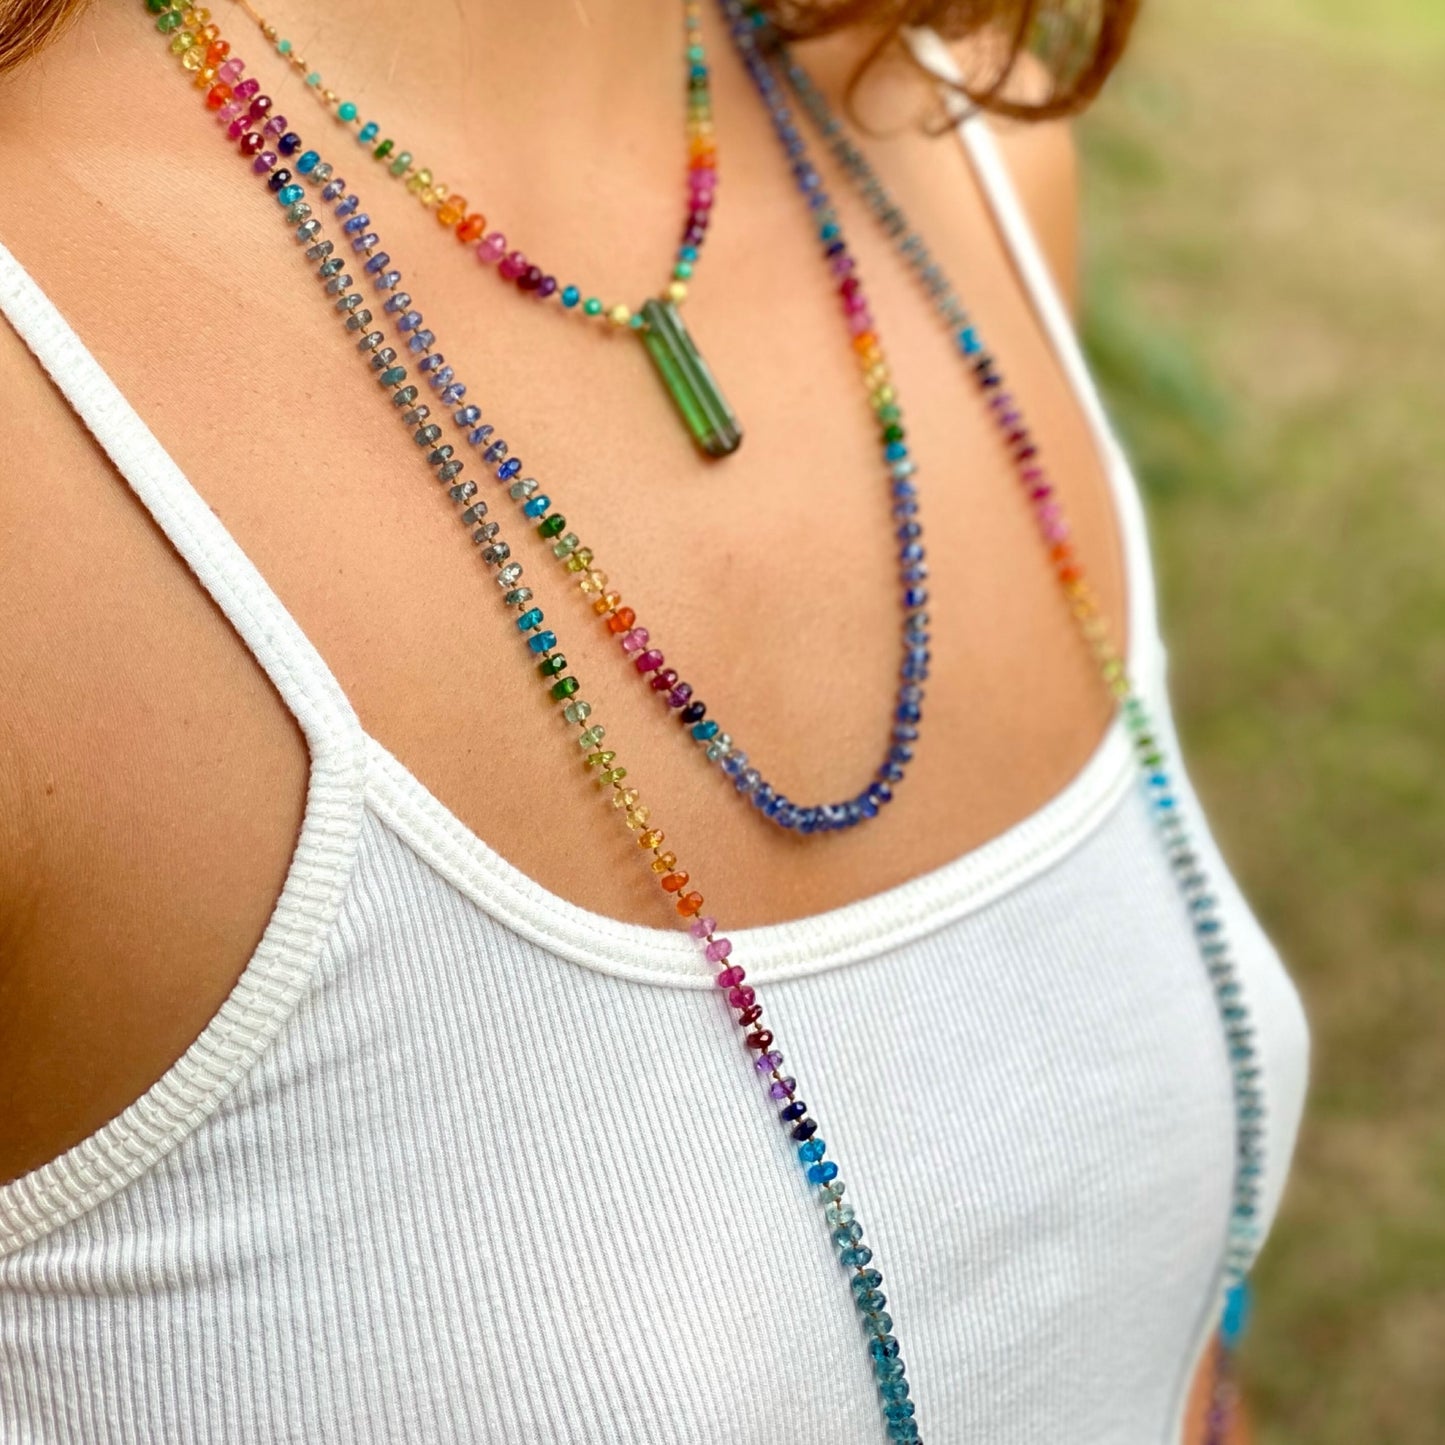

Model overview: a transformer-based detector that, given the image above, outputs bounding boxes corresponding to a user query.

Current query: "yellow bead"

[180,6,210,26]
[566,546,595,575]
[613,787,641,810]
[638,829,664,850]
[651,851,678,874]
[192,65,217,88]
[608,304,631,327]
[578,570,608,595]
[625,806,651,831]
[666,281,687,304]
[180,44,206,67]
[169,29,195,52]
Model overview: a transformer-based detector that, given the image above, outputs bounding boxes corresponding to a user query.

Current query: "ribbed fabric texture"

[0,96,1309,1442]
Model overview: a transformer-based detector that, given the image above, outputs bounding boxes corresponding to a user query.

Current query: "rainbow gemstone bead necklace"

[223,0,744,457]
[207,0,935,837]
[141,4,1262,1440]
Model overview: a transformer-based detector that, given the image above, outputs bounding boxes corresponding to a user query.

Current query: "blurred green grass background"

[1078,1,1445,1439]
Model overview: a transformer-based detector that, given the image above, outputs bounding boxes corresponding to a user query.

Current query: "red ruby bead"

[727,986,756,1009]
[745,1030,774,1052]
[737,1005,763,1027]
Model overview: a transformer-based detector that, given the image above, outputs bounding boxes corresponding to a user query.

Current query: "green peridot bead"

[156,10,183,31]
[538,655,568,678]
[877,404,901,424]
[144,0,172,14]
[538,514,567,539]
[389,151,412,177]
[583,297,602,316]
[374,138,394,161]
[550,677,580,701]
[883,423,905,444]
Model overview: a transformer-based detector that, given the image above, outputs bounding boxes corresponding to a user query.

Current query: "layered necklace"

[139,3,1264,1440]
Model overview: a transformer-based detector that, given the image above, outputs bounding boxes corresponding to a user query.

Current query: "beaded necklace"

[220,0,748,456]
[210,0,935,838]
[139,4,1261,1440]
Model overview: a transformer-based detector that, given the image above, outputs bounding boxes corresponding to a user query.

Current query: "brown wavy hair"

[0,0,1138,116]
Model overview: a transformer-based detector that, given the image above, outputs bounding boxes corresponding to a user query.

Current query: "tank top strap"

[906,29,1169,692]
[0,237,366,776]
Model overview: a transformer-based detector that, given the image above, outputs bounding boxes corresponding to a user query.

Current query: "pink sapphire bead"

[217,58,244,84]
[634,650,665,673]
[218,99,245,125]
[498,250,527,281]
[715,965,745,989]
[689,917,717,940]
[726,986,755,1009]
[706,938,732,962]
[620,628,648,653]
[476,232,507,265]
[233,77,260,100]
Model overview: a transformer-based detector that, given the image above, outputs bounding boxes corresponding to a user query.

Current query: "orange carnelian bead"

[205,81,232,109]
[1058,563,1083,585]
[607,607,636,634]
[660,872,690,894]
[676,892,704,918]
[456,213,487,243]
[205,39,229,62]
[195,22,219,42]
[436,195,467,227]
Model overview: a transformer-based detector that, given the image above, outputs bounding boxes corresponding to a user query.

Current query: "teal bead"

[798,1138,825,1164]
[359,122,379,144]
[277,37,292,53]
[674,259,694,279]
[527,630,557,654]
[561,286,580,308]
[522,495,550,518]
[1221,1280,1252,1345]
[306,71,322,87]
[516,608,544,632]
[808,1161,838,1185]
[833,1221,863,1247]
[338,101,357,122]
[277,185,304,205]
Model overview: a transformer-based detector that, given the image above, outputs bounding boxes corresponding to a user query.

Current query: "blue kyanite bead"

[868,781,894,807]
[840,1245,873,1269]
[497,458,522,480]
[397,310,422,332]
[561,285,580,308]
[902,587,927,610]
[407,330,436,354]
[527,631,557,654]
[857,793,879,819]
[752,782,776,812]
[516,608,544,632]
[321,178,346,202]
[807,1161,839,1185]
[1220,1281,1251,1344]
[334,194,360,219]
[429,366,455,389]
[418,352,446,372]
[522,495,550,518]
[483,440,508,464]
[692,720,720,742]
[468,425,493,447]
[797,1138,825,1164]
[880,1378,909,1404]
[455,405,481,427]
[296,150,319,173]
[833,1221,863,1246]
[383,293,411,314]
[341,212,370,234]
[362,251,391,274]
[350,233,380,254]
[736,766,760,794]
[376,269,403,291]
[358,122,379,144]
[959,325,982,353]
[852,1270,882,1298]
[277,185,304,206]
[722,751,747,778]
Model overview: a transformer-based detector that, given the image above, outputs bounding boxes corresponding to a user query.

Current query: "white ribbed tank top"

[0,68,1308,1445]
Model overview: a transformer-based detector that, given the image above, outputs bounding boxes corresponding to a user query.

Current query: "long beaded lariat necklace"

[224,0,747,456]
[139,3,1262,1440]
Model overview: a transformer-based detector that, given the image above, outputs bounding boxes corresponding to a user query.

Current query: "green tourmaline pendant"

[640,299,742,459]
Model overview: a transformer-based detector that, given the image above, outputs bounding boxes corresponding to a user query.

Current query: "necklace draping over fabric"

[139,3,1264,1440]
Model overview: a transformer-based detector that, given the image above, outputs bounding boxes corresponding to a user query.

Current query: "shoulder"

[980,110,1081,317]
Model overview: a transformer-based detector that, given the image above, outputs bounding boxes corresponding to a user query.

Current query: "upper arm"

[984,111,1082,318]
